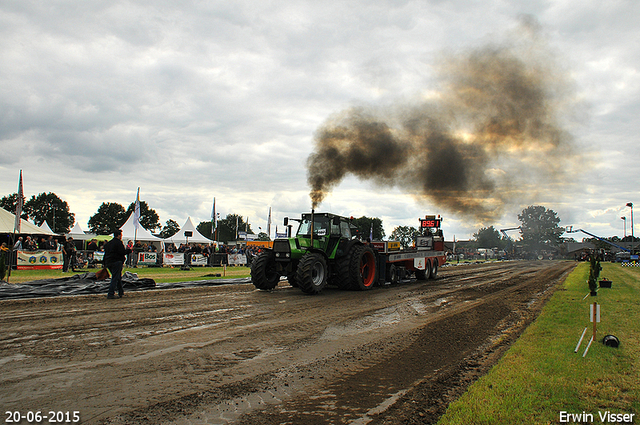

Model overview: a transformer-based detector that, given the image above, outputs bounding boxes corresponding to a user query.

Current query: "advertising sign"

[162,253,184,266]
[137,252,158,266]
[228,253,247,266]
[16,250,63,270]
[190,254,207,266]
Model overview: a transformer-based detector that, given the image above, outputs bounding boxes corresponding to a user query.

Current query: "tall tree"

[125,201,161,232]
[390,226,421,249]
[1,192,75,233]
[88,202,127,235]
[473,226,506,249]
[350,216,385,241]
[197,221,215,240]
[158,219,181,238]
[517,205,564,251]
[1,193,27,220]
[216,214,253,243]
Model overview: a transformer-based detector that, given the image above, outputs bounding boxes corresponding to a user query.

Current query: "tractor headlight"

[275,252,281,257]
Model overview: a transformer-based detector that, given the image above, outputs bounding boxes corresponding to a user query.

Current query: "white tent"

[119,213,163,243]
[66,222,96,241]
[162,217,213,245]
[39,221,57,234]
[0,207,55,235]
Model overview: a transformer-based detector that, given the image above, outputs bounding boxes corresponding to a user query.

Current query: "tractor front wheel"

[250,251,280,290]
[296,252,328,294]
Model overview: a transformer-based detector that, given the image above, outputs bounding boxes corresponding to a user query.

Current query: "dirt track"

[0,260,576,424]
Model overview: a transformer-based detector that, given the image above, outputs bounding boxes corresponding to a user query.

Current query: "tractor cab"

[295,213,353,240]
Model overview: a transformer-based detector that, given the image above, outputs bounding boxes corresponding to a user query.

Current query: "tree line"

[2,191,573,249]
[0,192,260,243]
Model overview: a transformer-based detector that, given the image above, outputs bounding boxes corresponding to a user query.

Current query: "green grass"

[4,265,251,284]
[439,262,640,424]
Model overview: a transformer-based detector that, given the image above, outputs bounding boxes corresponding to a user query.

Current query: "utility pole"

[627,203,634,254]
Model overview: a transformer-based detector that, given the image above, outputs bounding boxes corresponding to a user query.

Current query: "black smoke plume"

[307,24,577,222]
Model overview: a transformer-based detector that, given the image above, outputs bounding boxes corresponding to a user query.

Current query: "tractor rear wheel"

[296,252,328,294]
[287,274,299,287]
[251,251,280,290]
[349,245,377,290]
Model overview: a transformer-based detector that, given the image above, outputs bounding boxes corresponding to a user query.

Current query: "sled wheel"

[430,260,438,279]
[387,264,399,285]
[415,259,431,280]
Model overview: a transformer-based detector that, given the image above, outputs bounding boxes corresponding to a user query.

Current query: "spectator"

[103,229,132,299]
[62,237,77,272]
[24,236,37,251]
[87,239,99,252]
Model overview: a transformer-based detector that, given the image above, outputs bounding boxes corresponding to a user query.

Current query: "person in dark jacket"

[103,229,132,299]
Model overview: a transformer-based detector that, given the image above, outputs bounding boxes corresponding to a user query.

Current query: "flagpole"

[267,207,272,240]
[7,170,24,282]
[211,196,216,242]
[133,187,140,244]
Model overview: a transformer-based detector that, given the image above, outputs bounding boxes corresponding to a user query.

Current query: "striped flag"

[267,207,272,238]
[133,187,141,231]
[211,198,216,229]
[14,170,24,233]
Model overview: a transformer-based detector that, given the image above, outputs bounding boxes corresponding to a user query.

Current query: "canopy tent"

[162,217,213,245]
[119,213,163,243]
[0,207,56,235]
[66,222,96,241]
[39,221,57,234]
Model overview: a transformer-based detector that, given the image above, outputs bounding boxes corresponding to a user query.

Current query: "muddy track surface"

[0,261,576,425]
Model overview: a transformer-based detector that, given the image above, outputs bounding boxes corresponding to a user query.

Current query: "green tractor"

[251,212,377,294]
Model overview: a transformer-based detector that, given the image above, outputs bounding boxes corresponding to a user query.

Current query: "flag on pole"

[211,198,216,229]
[133,187,141,231]
[267,207,272,239]
[14,170,24,233]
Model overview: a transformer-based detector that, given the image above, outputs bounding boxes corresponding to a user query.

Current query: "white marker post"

[583,302,600,357]
[574,327,588,353]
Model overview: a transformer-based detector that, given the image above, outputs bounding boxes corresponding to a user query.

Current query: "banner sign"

[163,253,184,266]
[17,250,63,270]
[190,254,207,266]
[138,252,158,266]
[228,253,247,266]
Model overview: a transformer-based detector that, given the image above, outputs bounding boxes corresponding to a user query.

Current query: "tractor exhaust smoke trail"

[307,22,578,222]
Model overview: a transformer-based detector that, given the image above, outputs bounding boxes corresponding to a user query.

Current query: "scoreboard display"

[419,215,441,229]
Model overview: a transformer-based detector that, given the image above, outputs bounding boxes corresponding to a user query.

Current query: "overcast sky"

[1,1,639,241]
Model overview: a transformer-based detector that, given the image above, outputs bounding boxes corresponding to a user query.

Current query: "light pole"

[627,202,634,254]
[621,216,627,239]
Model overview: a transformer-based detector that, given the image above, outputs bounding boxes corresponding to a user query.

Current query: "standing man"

[103,229,132,299]
[62,236,76,272]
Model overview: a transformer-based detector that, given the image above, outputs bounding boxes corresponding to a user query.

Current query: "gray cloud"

[1,1,639,239]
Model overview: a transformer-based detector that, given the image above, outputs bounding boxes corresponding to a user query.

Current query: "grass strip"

[438,262,640,424]
[4,265,251,284]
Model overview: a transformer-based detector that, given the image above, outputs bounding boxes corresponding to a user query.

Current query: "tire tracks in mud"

[96,261,576,425]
